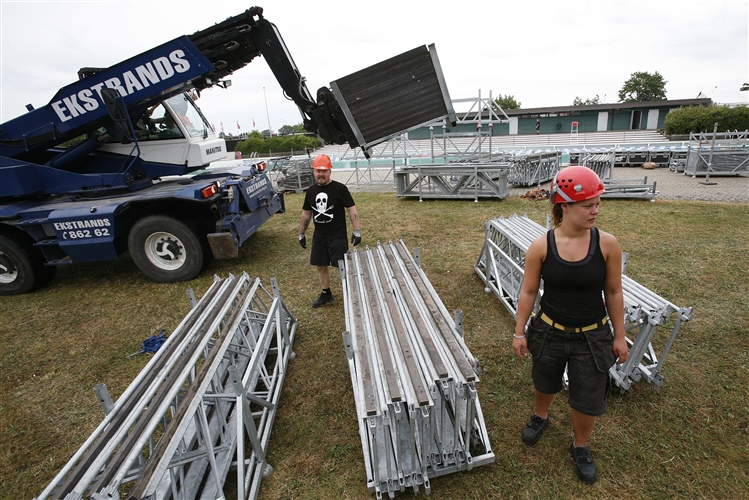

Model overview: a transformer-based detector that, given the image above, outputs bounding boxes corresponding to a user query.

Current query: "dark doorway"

[631,110,642,130]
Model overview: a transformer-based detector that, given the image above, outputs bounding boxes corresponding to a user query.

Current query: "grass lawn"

[1,192,748,499]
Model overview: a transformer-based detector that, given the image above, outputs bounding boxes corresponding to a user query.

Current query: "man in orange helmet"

[299,154,361,308]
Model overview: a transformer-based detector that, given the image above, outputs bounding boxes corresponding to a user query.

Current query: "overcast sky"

[1,0,747,135]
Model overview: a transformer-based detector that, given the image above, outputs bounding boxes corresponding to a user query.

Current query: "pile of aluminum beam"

[474,214,693,392]
[506,151,560,187]
[36,273,297,500]
[394,163,509,201]
[342,239,494,498]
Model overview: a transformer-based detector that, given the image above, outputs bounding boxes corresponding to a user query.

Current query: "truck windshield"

[124,94,211,142]
[165,94,210,138]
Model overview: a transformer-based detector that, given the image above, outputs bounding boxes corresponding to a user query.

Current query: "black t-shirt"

[303,180,355,240]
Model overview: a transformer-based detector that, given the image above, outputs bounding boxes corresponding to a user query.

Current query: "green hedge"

[664,105,749,135]
[235,134,322,155]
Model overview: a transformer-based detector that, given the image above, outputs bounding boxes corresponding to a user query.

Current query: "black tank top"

[539,227,607,326]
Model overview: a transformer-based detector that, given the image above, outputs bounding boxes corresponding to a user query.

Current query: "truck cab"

[101,92,227,168]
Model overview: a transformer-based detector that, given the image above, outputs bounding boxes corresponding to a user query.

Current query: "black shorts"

[526,314,616,416]
[310,237,348,267]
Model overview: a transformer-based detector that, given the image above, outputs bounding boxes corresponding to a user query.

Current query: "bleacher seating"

[312,130,670,160]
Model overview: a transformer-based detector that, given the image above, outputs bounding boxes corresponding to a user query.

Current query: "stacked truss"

[36,273,297,500]
[581,152,614,179]
[474,214,692,392]
[342,239,494,498]
[394,163,509,201]
[506,151,560,187]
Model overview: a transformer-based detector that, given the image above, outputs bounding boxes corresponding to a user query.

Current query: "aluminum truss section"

[394,163,509,201]
[474,214,693,392]
[581,152,614,179]
[342,239,494,498]
[506,151,560,187]
[36,273,297,500]
[428,130,497,160]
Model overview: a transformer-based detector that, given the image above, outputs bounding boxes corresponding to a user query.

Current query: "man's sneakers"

[312,290,334,308]
[570,441,597,484]
[521,414,549,445]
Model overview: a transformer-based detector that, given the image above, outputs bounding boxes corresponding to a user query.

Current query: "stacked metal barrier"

[394,163,509,201]
[685,131,749,176]
[577,151,657,200]
[474,214,693,392]
[35,273,297,500]
[342,239,494,498]
[268,157,314,192]
[686,150,749,175]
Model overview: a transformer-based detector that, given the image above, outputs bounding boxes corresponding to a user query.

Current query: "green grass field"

[1,193,748,499]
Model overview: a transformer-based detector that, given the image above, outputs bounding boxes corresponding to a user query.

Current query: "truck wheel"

[0,234,56,295]
[128,216,205,283]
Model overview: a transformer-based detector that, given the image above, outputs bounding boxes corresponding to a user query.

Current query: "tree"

[494,94,521,109]
[278,124,295,136]
[618,71,667,102]
[573,95,601,106]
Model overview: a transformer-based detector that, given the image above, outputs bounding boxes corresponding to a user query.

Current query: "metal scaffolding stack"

[35,274,298,500]
[342,239,494,498]
[506,151,560,187]
[394,163,509,201]
[474,214,693,392]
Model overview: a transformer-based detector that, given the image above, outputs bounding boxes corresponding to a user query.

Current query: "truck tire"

[0,234,57,295]
[128,216,205,283]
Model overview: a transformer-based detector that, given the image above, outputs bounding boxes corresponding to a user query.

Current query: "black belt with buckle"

[539,312,607,333]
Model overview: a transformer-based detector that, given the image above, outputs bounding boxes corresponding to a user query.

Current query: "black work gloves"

[351,230,361,246]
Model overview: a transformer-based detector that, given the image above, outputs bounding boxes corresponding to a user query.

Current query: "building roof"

[500,98,713,116]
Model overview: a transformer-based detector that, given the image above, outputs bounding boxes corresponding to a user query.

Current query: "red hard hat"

[312,154,332,170]
[550,166,605,203]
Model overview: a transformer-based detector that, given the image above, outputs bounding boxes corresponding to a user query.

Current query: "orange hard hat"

[312,154,332,170]
[550,166,605,204]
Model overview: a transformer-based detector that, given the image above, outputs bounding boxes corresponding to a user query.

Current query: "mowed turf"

[1,192,748,499]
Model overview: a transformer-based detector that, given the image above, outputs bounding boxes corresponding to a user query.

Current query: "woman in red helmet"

[512,166,629,484]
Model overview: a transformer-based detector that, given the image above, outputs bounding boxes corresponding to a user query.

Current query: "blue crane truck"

[0,6,458,295]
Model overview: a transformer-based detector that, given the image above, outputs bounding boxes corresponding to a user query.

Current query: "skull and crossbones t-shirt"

[302,180,356,240]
